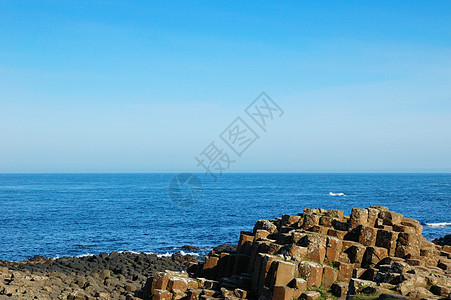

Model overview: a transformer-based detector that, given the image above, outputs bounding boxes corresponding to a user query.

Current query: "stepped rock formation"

[145,207,451,300]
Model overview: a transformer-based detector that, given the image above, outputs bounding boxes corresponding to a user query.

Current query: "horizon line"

[0,171,450,175]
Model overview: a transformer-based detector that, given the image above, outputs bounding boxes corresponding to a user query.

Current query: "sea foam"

[423,222,451,227]
[329,192,346,196]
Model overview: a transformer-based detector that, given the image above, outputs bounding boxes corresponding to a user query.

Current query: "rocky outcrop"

[145,207,451,300]
[433,235,451,247]
[1,207,449,299]
[0,252,198,299]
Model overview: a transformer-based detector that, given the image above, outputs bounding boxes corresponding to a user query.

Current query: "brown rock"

[405,258,424,266]
[331,282,349,298]
[291,231,307,244]
[393,224,416,233]
[173,291,187,300]
[335,261,354,282]
[358,225,378,246]
[362,247,388,268]
[326,236,343,262]
[300,291,321,300]
[167,277,188,292]
[321,265,338,288]
[152,289,172,300]
[350,208,369,228]
[367,207,380,227]
[298,261,323,288]
[327,229,347,240]
[272,286,295,300]
[203,256,219,271]
[298,233,327,248]
[282,214,301,226]
[401,218,423,235]
[396,274,427,296]
[345,244,366,264]
[188,289,202,300]
[253,220,277,234]
[395,232,421,258]
[290,277,307,292]
[306,244,326,263]
[327,209,344,219]
[406,287,434,299]
[376,230,399,256]
[379,211,403,226]
[269,260,296,287]
[342,240,358,251]
[256,254,279,292]
[254,230,270,241]
[310,225,329,235]
[304,208,323,215]
[303,213,320,230]
[152,272,171,291]
[237,231,254,253]
[353,267,366,279]
[349,278,376,294]
[319,216,333,227]
[370,206,389,212]
[338,252,351,263]
[286,244,308,261]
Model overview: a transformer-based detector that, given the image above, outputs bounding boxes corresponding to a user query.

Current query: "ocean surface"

[0,173,450,261]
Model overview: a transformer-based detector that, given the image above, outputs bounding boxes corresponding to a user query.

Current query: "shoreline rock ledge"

[147,206,451,300]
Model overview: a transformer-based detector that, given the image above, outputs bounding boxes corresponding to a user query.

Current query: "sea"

[0,173,450,261]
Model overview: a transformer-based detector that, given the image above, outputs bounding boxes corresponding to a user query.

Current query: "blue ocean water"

[0,173,450,261]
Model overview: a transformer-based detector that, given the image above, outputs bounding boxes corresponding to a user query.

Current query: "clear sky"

[0,1,450,173]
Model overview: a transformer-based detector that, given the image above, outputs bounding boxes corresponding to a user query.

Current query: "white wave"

[329,192,346,196]
[53,253,95,259]
[76,253,95,258]
[53,249,200,260]
[424,222,451,227]
[155,251,199,257]
[179,250,199,256]
[117,250,142,255]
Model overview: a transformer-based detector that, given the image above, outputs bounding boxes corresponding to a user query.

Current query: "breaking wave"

[422,222,451,227]
[329,192,346,196]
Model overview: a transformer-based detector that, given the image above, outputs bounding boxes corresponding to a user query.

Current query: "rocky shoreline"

[1,206,450,299]
[0,251,200,299]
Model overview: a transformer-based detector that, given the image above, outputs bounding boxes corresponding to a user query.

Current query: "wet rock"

[182,245,201,251]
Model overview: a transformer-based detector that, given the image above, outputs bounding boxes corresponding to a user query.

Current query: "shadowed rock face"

[0,252,199,299]
[433,234,451,246]
[146,207,451,300]
[1,208,450,300]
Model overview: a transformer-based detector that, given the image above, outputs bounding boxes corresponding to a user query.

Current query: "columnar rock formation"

[146,207,451,300]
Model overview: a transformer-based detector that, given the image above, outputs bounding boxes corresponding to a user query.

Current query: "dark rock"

[210,244,236,255]
[432,234,451,246]
[181,245,200,251]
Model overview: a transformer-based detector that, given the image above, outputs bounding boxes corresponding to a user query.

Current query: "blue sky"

[0,1,450,172]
